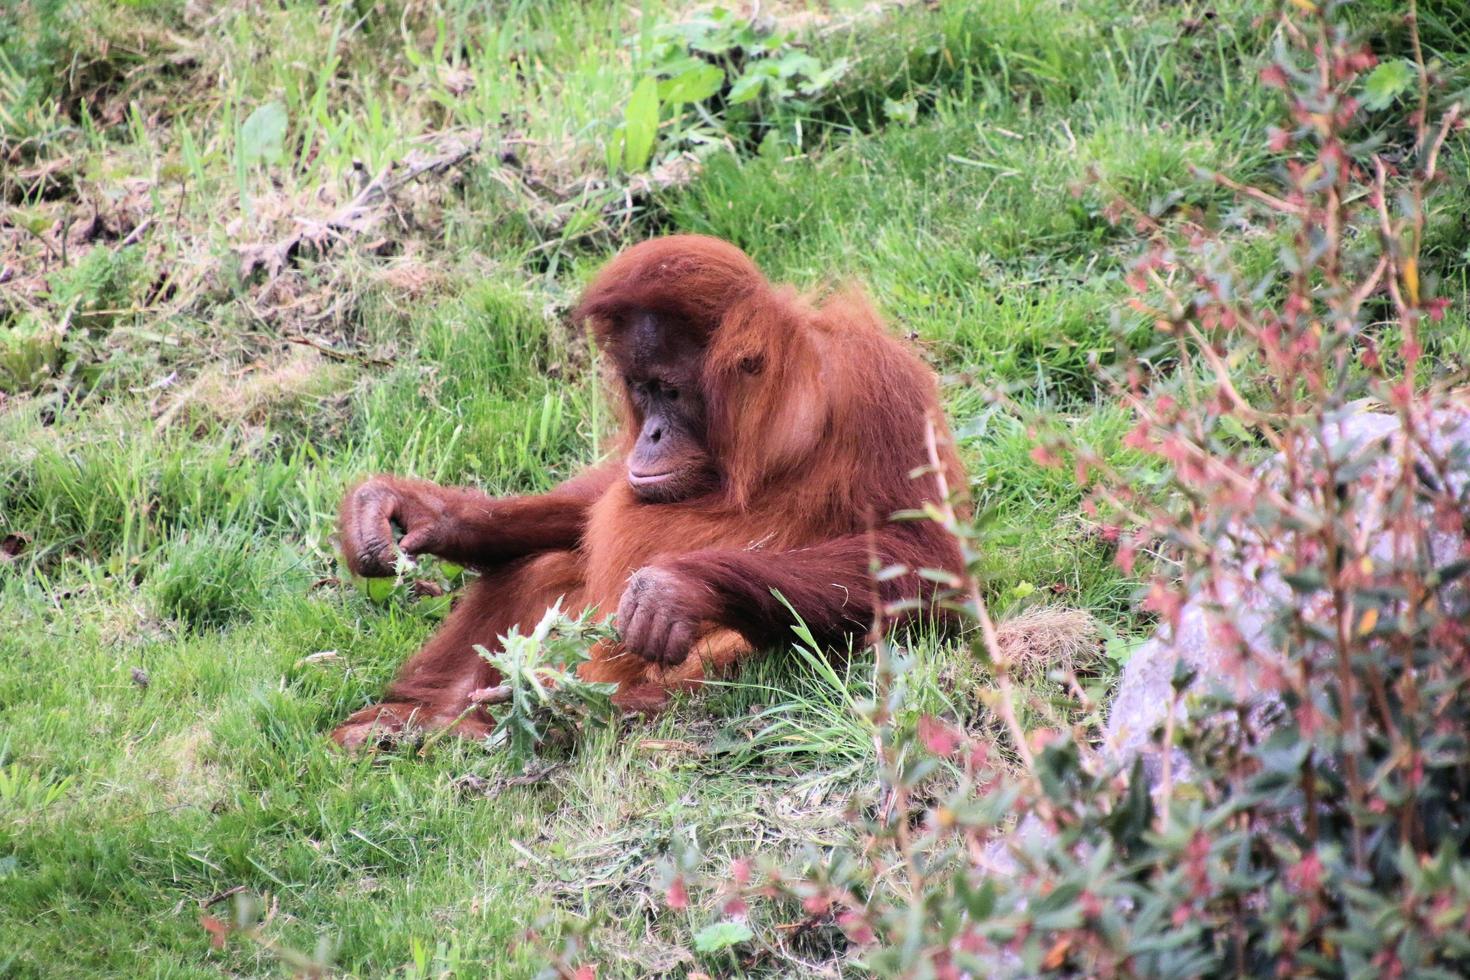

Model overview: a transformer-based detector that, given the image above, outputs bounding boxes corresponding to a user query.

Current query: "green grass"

[2,0,1467,975]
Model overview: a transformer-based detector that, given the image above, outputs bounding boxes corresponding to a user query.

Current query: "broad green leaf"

[1282,569,1326,593]
[1217,413,1253,444]
[622,75,660,172]
[690,32,738,56]
[757,32,784,53]
[659,64,724,105]
[239,101,288,167]
[653,55,708,79]
[363,576,396,604]
[883,97,918,126]
[692,921,753,953]
[727,72,766,105]
[1361,59,1415,110]
[803,58,850,93]
[775,52,821,80]
[1431,558,1470,586]
[418,594,452,620]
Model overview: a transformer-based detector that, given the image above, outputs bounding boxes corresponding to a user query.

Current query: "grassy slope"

[2,0,1466,976]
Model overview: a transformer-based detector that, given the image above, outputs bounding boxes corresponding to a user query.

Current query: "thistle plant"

[473,604,618,765]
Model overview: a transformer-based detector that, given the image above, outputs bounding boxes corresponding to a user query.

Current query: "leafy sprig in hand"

[472,604,619,764]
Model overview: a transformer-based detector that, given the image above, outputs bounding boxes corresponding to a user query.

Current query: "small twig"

[468,685,512,705]
[1408,0,1430,153]
[282,334,395,368]
[236,130,482,280]
[119,216,153,248]
[1422,102,1462,184]
[414,706,473,758]
[1208,170,1306,216]
[924,416,1036,777]
[199,885,247,909]
[634,739,705,755]
[1156,685,1182,832]
[1347,253,1390,314]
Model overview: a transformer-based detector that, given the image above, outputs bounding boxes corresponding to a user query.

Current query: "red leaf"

[917,716,960,757]
[837,909,876,945]
[1259,64,1288,88]
[200,915,231,950]
[665,875,688,910]
[1287,851,1323,893]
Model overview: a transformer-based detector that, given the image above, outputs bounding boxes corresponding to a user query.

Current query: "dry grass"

[994,604,1100,680]
[152,349,349,432]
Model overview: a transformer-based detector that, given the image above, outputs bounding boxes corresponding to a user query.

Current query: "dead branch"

[236,130,483,281]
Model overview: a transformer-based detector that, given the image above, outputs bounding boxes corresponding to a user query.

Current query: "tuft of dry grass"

[152,349,348,433]
[374,256,445,299]
[994,604,1099,680]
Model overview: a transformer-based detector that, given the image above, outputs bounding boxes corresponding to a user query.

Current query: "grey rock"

[1103,403,1470,776]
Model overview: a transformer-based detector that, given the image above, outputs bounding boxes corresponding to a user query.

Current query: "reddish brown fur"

[330,235,965,748]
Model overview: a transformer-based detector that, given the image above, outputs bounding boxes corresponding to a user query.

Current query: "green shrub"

[595,3,1470,976]
[0,313,64,393]
[0,245,147,395]
[47,244,145,331]
[608,6,852,173]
